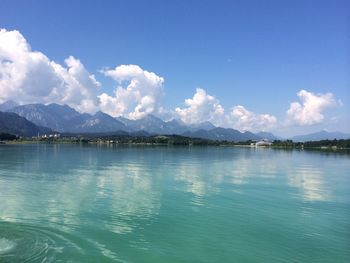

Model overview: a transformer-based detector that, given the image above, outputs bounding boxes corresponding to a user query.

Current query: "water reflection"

[287,165,331,202]
[174,148,279,204]
[0,145,161,234]
[0,144,348,261]
[176,164,216,197]
[0,145,342,225]
[96,164,161,234]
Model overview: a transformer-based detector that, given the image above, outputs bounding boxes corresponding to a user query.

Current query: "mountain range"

[0,101,348,141]
[0,101,270,140]
[183,128,261,141]
[291,130,350,142]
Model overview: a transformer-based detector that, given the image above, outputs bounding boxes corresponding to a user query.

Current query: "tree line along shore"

[1,132,350,150]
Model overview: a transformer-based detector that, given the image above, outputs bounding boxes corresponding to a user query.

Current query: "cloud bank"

[0,28,100,113]
[0,28,340,131]
[229,105,277,131]
[286,90,338,125]
[99,65,164,120]
[175,88,225,125]
[175,88,277,131]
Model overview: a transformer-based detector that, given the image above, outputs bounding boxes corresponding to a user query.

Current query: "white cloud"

[0,28,100,113]
[175,88,277,131]
[286,90,337,125]
[230,105,277,131]
[99,65,164,119]
[175,88,225,125]
[0,28,342,135]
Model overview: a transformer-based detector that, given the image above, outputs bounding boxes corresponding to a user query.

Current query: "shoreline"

[1,140,350,152]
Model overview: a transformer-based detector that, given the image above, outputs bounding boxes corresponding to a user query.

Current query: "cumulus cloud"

[0,28,100,113]
[230,105,277,131]
[1,28,341,134]
[175,88,225,125]
[175,88,277,131]
[99,65,164,119]
[286,90,338,125]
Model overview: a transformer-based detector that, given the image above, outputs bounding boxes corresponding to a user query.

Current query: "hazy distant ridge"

[291,130,350,142]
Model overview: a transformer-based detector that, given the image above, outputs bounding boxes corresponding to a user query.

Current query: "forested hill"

[0,112,51,137]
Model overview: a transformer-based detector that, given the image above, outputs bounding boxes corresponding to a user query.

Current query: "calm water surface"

[0,144,349,262]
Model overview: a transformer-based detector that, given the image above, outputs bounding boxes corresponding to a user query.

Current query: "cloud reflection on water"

[287,165,331,202]
[0,145,162,236]
[0,145,338,231]
[174,148,280,205]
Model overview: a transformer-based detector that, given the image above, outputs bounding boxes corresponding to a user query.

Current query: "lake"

[0,144,349,262]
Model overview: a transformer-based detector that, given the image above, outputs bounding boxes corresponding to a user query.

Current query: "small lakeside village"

[1,132,350,150]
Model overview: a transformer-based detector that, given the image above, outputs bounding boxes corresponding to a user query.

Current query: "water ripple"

[0,221,83,263]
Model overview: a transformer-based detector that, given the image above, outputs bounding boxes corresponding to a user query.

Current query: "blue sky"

[0,0,349,136]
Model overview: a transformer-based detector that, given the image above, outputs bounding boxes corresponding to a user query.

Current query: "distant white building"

[252,139,272,147]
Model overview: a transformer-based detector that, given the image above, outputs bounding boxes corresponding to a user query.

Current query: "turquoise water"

[0,144,349,262]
